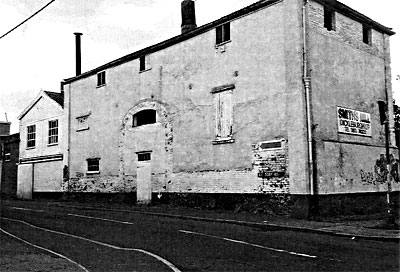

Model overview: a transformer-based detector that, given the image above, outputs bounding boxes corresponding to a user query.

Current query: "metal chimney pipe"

[74,32,82,76]
[181,0,196,34]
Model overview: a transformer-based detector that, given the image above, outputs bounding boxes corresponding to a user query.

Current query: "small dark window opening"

[87,158,100,172]
[324,8,335,31]
[4,148,11,161]
[138,152,151,161]
[216,22,230,45]
[97,71,106,87]
[139,56,146,72]
[260,141,282,149]
[363,25,371,44]
[133,109,156,127]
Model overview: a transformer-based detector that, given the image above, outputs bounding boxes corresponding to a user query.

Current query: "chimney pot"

[181,0,196,34]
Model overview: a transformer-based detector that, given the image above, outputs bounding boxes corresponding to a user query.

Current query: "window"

[87,158,100,173]
[260,141,282,150]
[48,119,58,145]
[216,22,230,45]
[77,116,89,131]
[138,152,151,161]
[139,55,151,72]
[363,25,371,45]
[133,110,157,127]
[97,71,106,87]
[27,125,36,148]
[324,8,335,31]
[211,84,234,143]
[4,148,10,161]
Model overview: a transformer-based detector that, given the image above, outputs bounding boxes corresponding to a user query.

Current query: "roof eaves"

[314,0,395,36]
[62,0,282,84]
[17,91,44,120]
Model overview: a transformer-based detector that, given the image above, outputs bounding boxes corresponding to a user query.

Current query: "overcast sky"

[0,0,399,133]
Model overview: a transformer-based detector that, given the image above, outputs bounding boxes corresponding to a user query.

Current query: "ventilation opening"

[133,109,157,127]
[260,141,282,150]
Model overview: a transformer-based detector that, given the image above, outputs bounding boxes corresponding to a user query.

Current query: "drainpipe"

[382,35,394,224]
[302,1,316,211]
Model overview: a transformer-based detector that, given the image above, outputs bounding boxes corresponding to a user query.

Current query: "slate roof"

[44,91,64,108]
[63,0,395,85]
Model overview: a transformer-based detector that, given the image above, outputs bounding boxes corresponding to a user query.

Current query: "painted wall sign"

[337,107,371,137]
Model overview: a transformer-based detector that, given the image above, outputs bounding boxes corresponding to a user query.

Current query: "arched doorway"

[119,99,173,204]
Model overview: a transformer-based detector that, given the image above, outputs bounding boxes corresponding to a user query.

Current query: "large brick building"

[0,122,19,198]
[60,0,398,217]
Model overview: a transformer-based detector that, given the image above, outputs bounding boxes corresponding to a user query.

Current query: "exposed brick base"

[28,191,400,220]
[153,193,292,216]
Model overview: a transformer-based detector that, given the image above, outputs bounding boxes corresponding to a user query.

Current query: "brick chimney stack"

[0,121,11,136]
[181,0,197,34]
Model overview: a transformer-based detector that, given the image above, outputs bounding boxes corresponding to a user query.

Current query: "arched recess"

[119,99,173,192]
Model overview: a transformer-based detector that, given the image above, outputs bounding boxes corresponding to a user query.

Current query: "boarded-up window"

[212,85,234,141]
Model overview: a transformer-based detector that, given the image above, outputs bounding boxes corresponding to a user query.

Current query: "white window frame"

[211,84,235,144]
[27,124,36,149]
[87,158,100,174]
[48,119,58,145]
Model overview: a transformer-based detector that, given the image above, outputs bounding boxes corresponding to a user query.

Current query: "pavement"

[47,201,400,242]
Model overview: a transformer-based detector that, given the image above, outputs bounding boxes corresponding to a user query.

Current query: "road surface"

[0,200,398,271]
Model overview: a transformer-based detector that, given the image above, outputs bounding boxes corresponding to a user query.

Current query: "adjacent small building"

[17,90,65,199]
[0,121,19,198]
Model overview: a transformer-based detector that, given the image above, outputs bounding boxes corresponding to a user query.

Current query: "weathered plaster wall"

[33,160,63,192]
[66,1,305,195]
[282,0,309,195]
[317,142,399,194]
[308,0,398,194]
